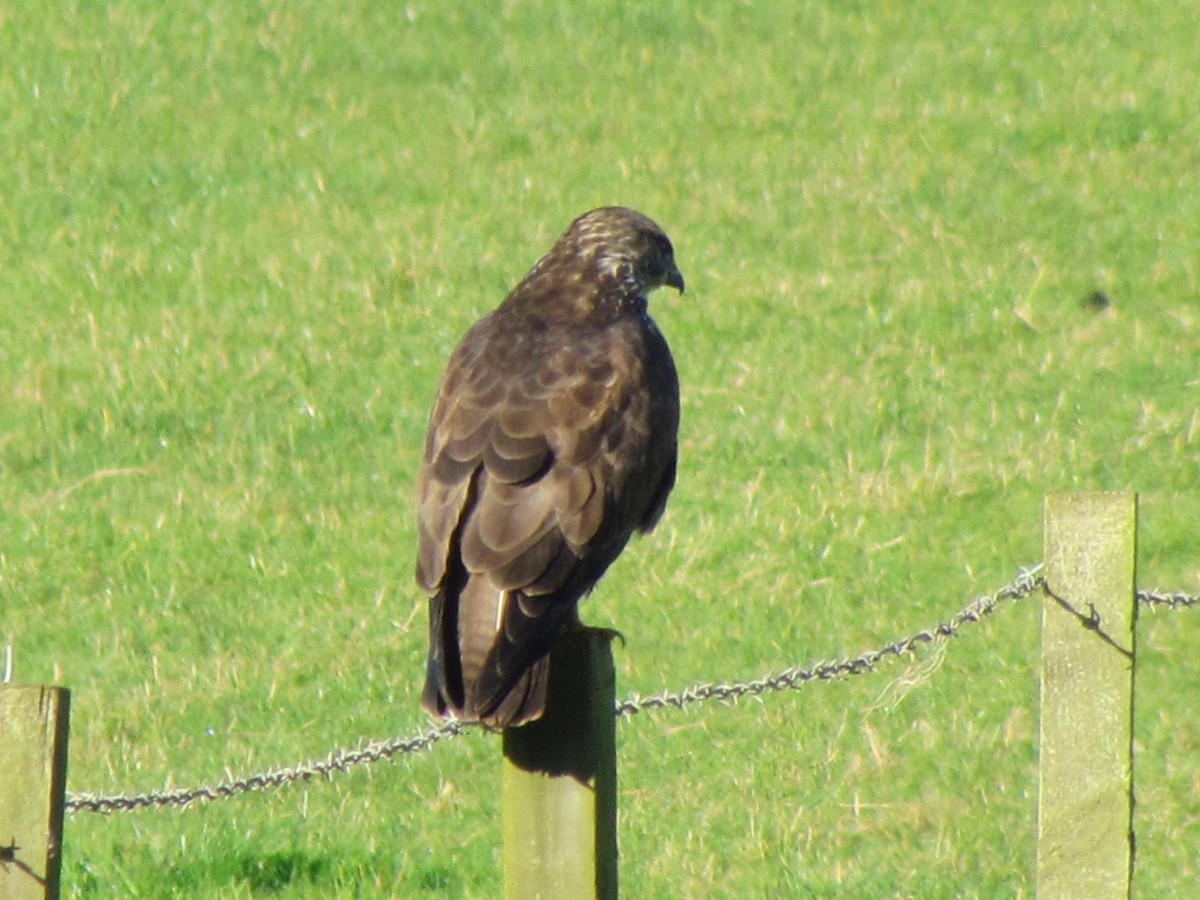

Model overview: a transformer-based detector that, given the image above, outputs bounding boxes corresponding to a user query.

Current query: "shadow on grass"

[68,848,468,897]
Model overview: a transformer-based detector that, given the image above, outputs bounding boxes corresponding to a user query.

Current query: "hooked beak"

[665,266,685,294]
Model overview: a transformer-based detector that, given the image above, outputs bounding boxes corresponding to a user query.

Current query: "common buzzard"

[417,206,683,726]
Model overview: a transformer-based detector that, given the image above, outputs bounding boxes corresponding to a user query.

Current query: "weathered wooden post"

[0,684,71,900]
[1039,492,1136,899]
[502,631,618,900]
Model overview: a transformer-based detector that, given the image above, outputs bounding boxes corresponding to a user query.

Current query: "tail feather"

[421,649,450,717]
[480,655,549,726]
[421,575,565,727]
[421,641,550,726]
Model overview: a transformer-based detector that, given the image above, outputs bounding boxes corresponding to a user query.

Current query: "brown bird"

[416,206,683,726]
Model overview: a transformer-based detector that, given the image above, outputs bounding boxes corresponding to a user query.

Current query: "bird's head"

[507,207,684,324]
[566,206,685,297]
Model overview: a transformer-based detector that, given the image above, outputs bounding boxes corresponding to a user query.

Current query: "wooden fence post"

[0,685,71,900]
[502,631,617,900]
[1039,492,1136,899]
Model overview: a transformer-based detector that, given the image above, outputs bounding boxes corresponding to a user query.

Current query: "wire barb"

[64,565,1193,815]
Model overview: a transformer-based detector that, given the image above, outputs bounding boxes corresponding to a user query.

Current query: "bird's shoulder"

[430,303,663,444]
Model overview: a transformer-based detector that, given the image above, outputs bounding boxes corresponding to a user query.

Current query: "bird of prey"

[416,206,684,727]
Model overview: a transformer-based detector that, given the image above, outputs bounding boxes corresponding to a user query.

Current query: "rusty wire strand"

[65,567,1195,815]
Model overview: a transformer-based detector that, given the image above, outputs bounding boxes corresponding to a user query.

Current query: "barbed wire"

[65,568,1196,816]
[66,720,468,815]
[614,564,1047,716]
[1136,588,1199,610]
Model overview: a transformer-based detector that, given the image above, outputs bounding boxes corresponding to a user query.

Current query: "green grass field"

[3,0,1198,896]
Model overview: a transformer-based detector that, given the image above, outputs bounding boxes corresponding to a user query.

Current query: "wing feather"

[462,479,558,567]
